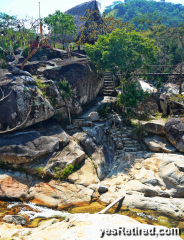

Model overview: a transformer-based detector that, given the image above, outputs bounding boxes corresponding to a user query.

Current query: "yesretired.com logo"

[100,227,180,238]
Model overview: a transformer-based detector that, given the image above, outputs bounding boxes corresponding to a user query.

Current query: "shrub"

[116,80,150,120]
[97,103,110,118]
[36,80,48,97]
[155,77,163,92]
[36,167,47,178]
[59,78,72,97]
[54,164,74,180]
[131,121,147,142]
[53,112,62,120]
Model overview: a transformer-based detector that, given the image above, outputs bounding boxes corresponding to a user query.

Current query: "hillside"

[104,0,184,27]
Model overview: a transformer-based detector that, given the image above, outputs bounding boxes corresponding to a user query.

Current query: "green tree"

[85,28,158,119]
[0,12,49,70]
[43,10,77,48]
[85,28,158,78]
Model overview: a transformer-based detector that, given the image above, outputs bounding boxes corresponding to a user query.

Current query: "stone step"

[121,134,129,137]
[104,79,113,82]
[124,145,135,148]
[104,82,114,85]
[124,147,138,152]
[103,87,114,91]
[124,144,135,148]
[122,138,132,141]
[104,82,113,84]
[104,92,114,96]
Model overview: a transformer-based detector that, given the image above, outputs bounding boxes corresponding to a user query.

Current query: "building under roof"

[64,0,102,43]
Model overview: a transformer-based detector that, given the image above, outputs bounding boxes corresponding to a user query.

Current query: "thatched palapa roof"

[64,0,102,43]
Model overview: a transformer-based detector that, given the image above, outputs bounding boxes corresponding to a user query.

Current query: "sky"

[0,0,184,20]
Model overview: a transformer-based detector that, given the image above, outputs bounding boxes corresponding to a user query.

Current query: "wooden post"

[179,63,182,94]
[98,196,125,214]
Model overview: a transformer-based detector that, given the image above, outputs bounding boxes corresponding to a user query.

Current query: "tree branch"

[0,105,32,134]
[0,87,13,102]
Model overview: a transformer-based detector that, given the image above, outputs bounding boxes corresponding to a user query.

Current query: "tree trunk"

[179,64,182,94]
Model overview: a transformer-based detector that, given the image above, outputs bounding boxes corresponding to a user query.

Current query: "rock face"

[143,122,165,135]
[160,93,169,115]
[101,152,184,203]
[0,170,32,199]
[0,57,103,130]
[36,140,86,176]
[164,118,184,152]
[0,131,61,164]
[144,135,176,153]
[0,72,55,131]
[67,158,100,186]
[20,58,104,106]
[160,93,184,116]
[73,127,114,181]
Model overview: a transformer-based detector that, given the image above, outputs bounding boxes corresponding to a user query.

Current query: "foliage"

[155,77,163,92]
[103,1,184,68]
[53,112,62,120]
[97,103,110,118]
[104,0,184,28]
[54,164,75,180]
[0,59,7,69]
[43,10,77,45]
[0,12,50,70]
[36,167,47,178]
[78,9,129,45]
[85,28,158,76]
[92,160,98,169]
[35,122,43,129]
[116,80,150,119]
[36,80,48,97]
[59,78,72,98]
[87,154,93,160]
[131,121,147,142]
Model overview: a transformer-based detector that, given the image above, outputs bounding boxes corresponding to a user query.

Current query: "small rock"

[86,111,100,122]
[3,215,27,225]
[98,185,108,194]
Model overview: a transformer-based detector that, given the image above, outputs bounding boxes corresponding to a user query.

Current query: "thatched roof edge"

[63,0,101,43]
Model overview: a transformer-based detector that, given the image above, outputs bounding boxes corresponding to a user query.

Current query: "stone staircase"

[103,71,115,96]
[62,51,69,59]
[111,127,142,152]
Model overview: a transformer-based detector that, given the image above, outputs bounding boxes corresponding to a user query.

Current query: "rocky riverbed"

[0,114,184,239]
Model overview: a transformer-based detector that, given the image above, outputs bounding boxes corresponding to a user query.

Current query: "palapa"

[64,0,102,43]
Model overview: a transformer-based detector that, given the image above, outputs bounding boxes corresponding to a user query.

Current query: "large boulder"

[27,180,93,209]
[164,118,184,152]
[0,170,32,199]
[0,170,94,208]
[144,135,176,153]
[86,111,100,122]
[67,158,100,186]
[143,122,165,135]
[0,131,61,165]
[73,126,115,180]
[34,58,104,105]
[39,140,85,175]
[0,71,55,131]
[160,93,169,115]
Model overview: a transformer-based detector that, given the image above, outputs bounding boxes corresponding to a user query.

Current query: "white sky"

[0,0,183,20]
